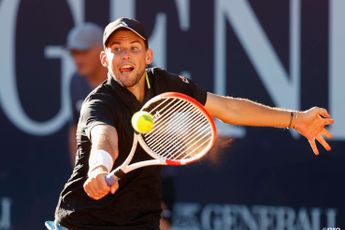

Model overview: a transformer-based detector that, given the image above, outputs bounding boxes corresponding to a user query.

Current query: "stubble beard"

[114,70,145,88]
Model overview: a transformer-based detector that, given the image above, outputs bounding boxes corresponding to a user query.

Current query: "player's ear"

[100,51,108,67]
[145,48,153,65]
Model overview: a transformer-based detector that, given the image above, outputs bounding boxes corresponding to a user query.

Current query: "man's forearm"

[226,97,296,128]
[205,93,296,128]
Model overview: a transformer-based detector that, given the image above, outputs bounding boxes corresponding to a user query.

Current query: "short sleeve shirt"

[55,67,207,230]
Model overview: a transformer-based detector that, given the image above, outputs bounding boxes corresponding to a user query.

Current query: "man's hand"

[293,107,334,155]
[83,166,119,200]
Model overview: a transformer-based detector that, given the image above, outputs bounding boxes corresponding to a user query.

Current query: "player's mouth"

[119,64,135,73]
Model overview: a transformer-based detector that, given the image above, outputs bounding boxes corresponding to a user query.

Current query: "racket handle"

[105,174,117,186]
[105,169,125,186]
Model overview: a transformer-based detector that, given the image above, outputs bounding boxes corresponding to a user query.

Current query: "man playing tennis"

[48,17,334,230]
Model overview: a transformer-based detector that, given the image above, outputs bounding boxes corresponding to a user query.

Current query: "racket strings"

[145,98,186,142]
[144,98,202,146]
[162,125,212,160]
[150,111,210,158]
[142,97,213,161]
[150,118,209,159]
[154,119,212,160]
[145,104,204,149]
[159,129,211,161]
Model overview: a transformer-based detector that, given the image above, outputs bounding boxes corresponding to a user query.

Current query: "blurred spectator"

[66,23,107,165]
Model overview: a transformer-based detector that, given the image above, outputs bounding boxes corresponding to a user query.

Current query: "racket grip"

[105,174,117,186]
[105,169,125,186]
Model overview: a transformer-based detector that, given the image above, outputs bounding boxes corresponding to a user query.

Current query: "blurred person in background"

[66,23,107,165]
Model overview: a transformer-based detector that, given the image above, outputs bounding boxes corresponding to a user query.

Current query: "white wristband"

[88,150,114,174]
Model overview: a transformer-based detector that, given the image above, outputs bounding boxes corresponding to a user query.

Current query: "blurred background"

[0,0,344,229]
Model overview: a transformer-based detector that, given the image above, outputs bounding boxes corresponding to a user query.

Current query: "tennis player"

[48,17,334,230]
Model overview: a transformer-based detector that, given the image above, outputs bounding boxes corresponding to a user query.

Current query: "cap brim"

[104,25,146,48]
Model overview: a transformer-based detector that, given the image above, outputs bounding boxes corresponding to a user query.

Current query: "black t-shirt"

[55,67,207,230]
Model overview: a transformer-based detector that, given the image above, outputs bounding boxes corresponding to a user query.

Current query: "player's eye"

[131,46,140,52]
[111,47,121,54]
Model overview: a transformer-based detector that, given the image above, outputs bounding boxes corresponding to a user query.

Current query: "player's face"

[101,30,153,88]
[70,46,103,77]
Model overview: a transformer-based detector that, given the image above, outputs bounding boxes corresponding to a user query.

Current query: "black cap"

[103,17,148,48]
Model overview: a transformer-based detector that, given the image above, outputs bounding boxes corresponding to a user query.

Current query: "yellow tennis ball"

[131,111,154,134]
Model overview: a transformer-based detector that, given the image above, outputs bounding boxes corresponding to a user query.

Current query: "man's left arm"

[205,92,334,155]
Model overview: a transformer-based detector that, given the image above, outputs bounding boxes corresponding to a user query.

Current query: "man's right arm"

[83,124,119,200]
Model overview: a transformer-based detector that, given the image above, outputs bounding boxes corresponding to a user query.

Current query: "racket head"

[136,92,216,165]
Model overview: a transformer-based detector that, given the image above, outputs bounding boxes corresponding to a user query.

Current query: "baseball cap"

[66,23,103,50]
[103,17,148,48]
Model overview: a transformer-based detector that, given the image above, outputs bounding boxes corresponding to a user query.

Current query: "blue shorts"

[45,221,69,230]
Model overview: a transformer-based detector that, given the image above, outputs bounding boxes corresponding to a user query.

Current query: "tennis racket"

[105,92,216,186]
